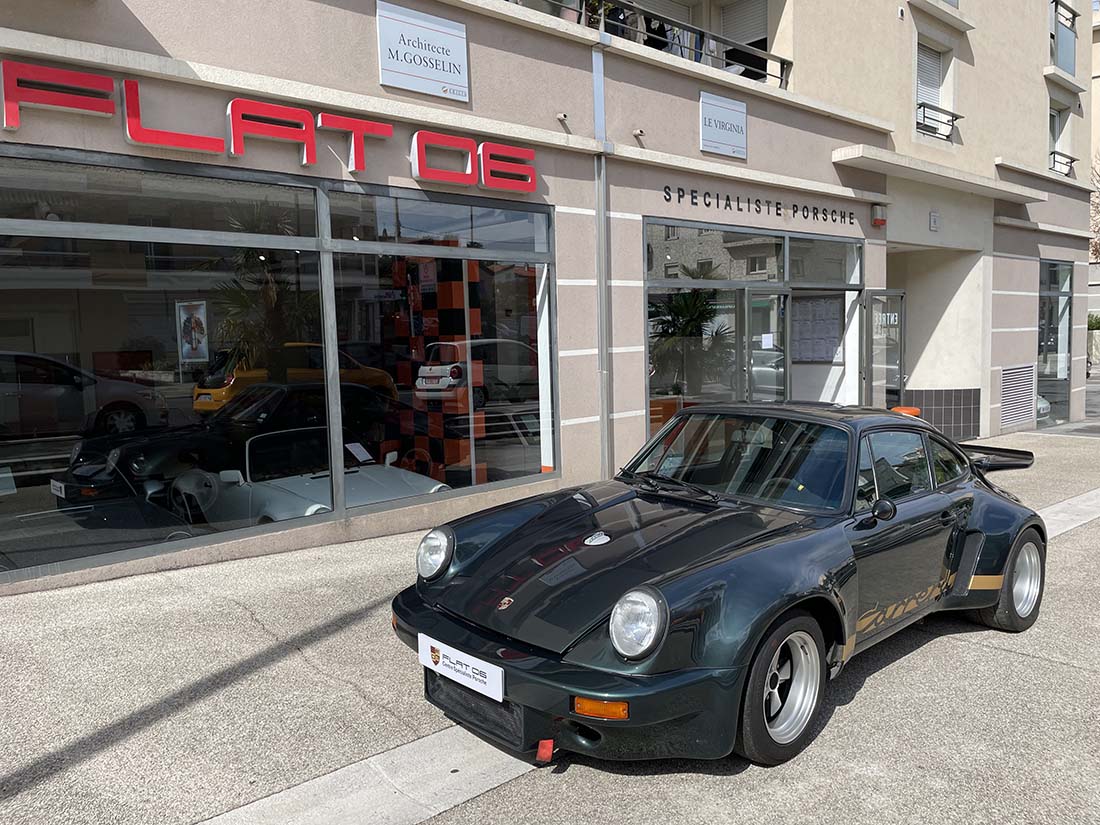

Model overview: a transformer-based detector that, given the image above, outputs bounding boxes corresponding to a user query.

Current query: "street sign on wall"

[699,91,747,159]
[376,0,470,102]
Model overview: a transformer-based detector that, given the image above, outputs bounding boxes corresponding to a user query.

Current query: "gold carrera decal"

[968,574,1004,590]
[856,571,958,636]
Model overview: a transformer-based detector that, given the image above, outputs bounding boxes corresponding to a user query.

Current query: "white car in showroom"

[169,427,449,528]
[414,339,538,409]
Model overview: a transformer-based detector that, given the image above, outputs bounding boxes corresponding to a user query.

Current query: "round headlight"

[609,588,666,660]
[417,527,454,580]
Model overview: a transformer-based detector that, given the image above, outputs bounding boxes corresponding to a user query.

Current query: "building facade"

[0,0,1090,589]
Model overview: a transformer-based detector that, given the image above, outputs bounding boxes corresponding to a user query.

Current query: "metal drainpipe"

[593,33,614,479]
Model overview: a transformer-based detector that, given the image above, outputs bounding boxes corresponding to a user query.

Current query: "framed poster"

[377,0,469,102]
[176,300,209,363]
[791,295,844,365]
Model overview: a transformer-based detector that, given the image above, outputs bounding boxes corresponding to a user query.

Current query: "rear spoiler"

[958,443,1034,472]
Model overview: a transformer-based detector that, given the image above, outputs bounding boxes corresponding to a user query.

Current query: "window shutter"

[1000,365,1036,429]
[643,0,691,25]
[721,0,768,45]
[916,43,942,108]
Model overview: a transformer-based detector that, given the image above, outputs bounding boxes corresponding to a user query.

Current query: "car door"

[846,429,956,642]
[14,355,85,435]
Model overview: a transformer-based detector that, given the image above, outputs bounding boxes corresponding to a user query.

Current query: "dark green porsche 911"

[392,404,1044,766]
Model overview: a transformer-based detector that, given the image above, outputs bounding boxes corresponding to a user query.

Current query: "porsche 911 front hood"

[426,480,804,654]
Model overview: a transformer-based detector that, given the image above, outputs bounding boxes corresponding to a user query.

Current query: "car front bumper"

[391,585,745,761]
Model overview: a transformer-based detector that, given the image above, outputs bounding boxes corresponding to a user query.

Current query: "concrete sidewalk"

[1,431,1099,825]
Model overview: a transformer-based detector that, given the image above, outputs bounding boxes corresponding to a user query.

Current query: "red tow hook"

[535,738,554,764]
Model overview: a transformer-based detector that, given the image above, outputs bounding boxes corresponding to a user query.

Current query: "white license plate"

[50,479,65,498]
[421,376,441,385]
[418,633,503,702]
[197,394,213,402]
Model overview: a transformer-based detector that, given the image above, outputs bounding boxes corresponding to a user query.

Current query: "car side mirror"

[871,498,896,522]
[218,469,245,486]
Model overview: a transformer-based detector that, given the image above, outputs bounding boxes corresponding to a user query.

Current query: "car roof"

[671,402,937,435]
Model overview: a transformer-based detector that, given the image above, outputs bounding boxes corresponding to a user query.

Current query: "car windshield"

[628,412,850,511]
[248,427,330,482]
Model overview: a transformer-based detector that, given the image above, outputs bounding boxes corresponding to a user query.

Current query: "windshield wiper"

[617,467,661,492]
[636,471,724,503]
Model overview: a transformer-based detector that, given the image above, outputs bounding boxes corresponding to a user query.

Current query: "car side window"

[854,438,877,513]
[929,438,966,487]
[867,430,932,501]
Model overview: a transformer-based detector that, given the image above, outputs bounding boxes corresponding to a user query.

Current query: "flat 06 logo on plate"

[418,633,504,702]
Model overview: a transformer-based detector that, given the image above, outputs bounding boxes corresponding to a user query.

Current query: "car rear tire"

[734,609,826,766]
[974,527,1045,633]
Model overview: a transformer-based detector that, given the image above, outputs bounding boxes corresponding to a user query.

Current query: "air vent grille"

[1000,365,1035,429]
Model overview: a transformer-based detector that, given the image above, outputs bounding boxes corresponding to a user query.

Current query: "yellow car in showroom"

[192,343,397,414]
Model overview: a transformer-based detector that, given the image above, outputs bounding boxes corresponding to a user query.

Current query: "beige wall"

[790,0,1091,183]
[887,249,985,390]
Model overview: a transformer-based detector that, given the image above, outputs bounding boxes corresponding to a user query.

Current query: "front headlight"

[416,527,454,580]
[609,587,667,660]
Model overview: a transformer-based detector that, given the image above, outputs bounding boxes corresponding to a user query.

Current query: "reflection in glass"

[0,158,317,235]
[645,223,782,282]
[0,236,327,570]
[789,238,861,285]
[648,288,742,431]
[329,192,549,252]
[333,252,552,500]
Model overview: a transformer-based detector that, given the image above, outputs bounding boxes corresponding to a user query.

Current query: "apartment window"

[665,225,680,241]
[916,42,956,140]
[748,256,768,276]
[1049,104,1075,175]
[697,259,715,277]
[1050,1,1078,76]
[664,262,680,278]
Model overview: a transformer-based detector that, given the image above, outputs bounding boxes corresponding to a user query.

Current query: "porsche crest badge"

[497,596,514,611]
[430,645,441,665]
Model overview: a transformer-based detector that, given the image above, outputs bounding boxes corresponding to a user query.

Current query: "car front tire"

[735,609,826,766]
[975,527,1045,633]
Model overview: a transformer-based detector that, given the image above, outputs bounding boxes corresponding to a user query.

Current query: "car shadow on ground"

[548,612,994,778]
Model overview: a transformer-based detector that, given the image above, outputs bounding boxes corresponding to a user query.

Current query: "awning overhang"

[832,144,1047,205]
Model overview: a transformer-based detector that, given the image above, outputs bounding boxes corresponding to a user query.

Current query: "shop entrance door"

[863,291,906,409]
[746,289,789,402]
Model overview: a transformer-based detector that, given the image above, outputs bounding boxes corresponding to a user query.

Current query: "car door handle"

[940,510,958,526]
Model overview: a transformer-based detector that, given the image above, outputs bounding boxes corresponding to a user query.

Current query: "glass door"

[863,291,905,409]
[746,290,789,402]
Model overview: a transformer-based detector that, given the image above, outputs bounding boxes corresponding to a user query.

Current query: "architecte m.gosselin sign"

[376,0,470,102]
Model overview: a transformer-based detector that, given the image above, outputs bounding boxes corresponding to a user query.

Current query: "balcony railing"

[1050,0,1078,75]
[916,102,962,140]
[1049,149,1077,176]
[528,0,792,88]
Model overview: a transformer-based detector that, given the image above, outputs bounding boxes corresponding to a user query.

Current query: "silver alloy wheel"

[1012,541,1042,618]
[105,409,137,433]
[763,629,821,745]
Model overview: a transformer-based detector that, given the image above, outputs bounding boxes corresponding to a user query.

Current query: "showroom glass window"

[0,158,554,574]
[645,220,862,434]
[329,191,553,498]
[1037,260,1072,428]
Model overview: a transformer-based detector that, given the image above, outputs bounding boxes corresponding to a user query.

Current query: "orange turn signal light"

[391,612,398,631]
[573,696,629,720]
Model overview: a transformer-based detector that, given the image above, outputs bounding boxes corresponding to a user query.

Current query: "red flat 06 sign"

[0,58,536,193]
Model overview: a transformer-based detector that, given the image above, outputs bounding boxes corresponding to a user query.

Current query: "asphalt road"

[0,431,1097,825]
